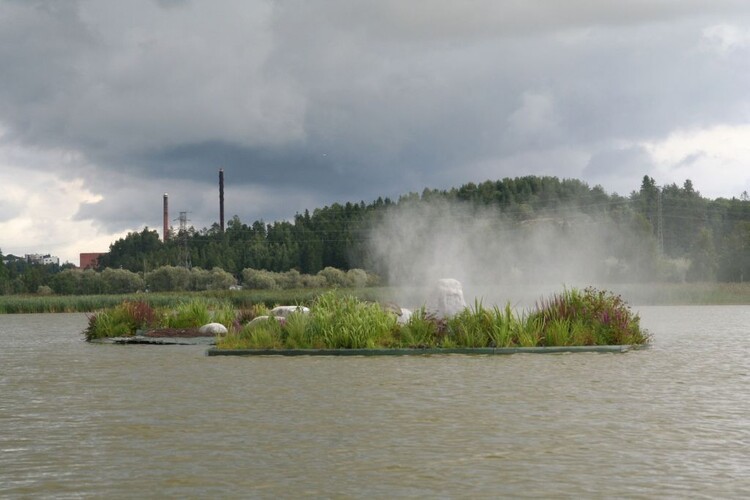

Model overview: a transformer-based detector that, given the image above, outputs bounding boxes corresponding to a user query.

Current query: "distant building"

[2,254,21,265]
[25,253,59,266]
[79,253,104,270]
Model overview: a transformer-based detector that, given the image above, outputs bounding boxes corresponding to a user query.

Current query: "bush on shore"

[240,267,378,290]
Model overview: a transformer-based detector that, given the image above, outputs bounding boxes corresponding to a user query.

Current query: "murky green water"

[2,307,750,498]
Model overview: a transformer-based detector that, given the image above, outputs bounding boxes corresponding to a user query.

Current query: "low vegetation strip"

[0,288,382,314]
[2,283,748,315]
[80,287,650,349]
[206,345,635,356]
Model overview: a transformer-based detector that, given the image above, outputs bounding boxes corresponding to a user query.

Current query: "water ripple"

[1,308,750,497]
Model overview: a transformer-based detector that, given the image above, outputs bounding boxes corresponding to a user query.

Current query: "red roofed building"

[79,253,104,269]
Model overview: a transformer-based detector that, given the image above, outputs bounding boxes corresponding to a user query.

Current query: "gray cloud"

[583,146,655,195]
[1,0,750,236]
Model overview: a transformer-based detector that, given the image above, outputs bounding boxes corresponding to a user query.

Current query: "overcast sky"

[1,0,749,265]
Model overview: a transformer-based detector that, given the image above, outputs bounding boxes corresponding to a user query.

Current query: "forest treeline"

[1,175,748,294]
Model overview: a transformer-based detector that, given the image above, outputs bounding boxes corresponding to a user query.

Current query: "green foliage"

[191,267,237,291]
[83,300,157,341]
[306,292,398,348]
[4,176,750,291]
[215,287,650,350]
[210,302,237,329]
[346,269,369,288]
[301,274,327,288]
[277,269,303,289]
[283,311,313,349]
[71,285,643,349]
[145,266,191,292]
[82,287,649,347]
[532,287,649,346]
[398,308,439,347]
[241,268,279,289]
[237,318,284,349]
[447,300,494,348]
[239,266,378,290]
[318,267,349,287]
[101,268,145,294]
[487,304,515,348]
[97,227,162,272]
[164,299,212,328]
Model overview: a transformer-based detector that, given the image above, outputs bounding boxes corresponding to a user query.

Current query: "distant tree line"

[1,175,748,294]
[0,261,377,295]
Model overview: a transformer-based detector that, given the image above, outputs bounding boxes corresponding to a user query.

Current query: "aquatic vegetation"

[83,300,157,341]
[239,317,285,349]
[306,292,398,348]
[532,287,650,346]
[283,311,313,349]
[79,287,650,348]
[398,308,439,347]
[85,298,234,340]
[164,300,212,329]
[215,287,650,350]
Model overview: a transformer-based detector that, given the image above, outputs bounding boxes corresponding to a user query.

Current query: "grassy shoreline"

[0,282,748,315]
[0,288,381,314]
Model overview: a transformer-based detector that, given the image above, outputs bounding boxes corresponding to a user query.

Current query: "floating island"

[86,280,650,354]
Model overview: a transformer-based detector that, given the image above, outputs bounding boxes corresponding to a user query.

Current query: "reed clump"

[532,287,649,346]
[84,300,158,341]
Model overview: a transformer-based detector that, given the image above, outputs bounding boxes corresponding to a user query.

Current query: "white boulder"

[247,314,290,327]
[199,322,228,335]
[270,305,310,318]
[397,308,413,325]
[427,278,466,319]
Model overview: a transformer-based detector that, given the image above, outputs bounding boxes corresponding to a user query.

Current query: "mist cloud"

[367,199,649,307]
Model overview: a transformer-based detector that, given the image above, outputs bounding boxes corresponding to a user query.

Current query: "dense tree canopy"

[2,175,749,294]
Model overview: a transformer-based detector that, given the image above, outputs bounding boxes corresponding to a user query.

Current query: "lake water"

[2,307,750,498]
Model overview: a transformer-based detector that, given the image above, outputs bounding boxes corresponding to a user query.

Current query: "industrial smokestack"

[163,193,169,242]
[219,168,225,232]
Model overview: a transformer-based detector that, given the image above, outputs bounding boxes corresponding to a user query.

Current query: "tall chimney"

[219,168,225,232]
[163,193,169,242]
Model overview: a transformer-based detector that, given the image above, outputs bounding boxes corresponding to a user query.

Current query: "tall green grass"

[215,287,650,350]
[532,287,649,346]
[84,300,158,341]
[306,292,398,348]
[84,298,242,340]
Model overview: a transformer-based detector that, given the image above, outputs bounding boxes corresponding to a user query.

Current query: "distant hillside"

[1,175,747,294]
[96,175,749,283]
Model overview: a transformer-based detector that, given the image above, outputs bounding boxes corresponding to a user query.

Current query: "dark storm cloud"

[1,0,750,234]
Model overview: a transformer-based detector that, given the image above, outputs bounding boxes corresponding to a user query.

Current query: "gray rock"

[199,322,228,335]
[247,315,270,327]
